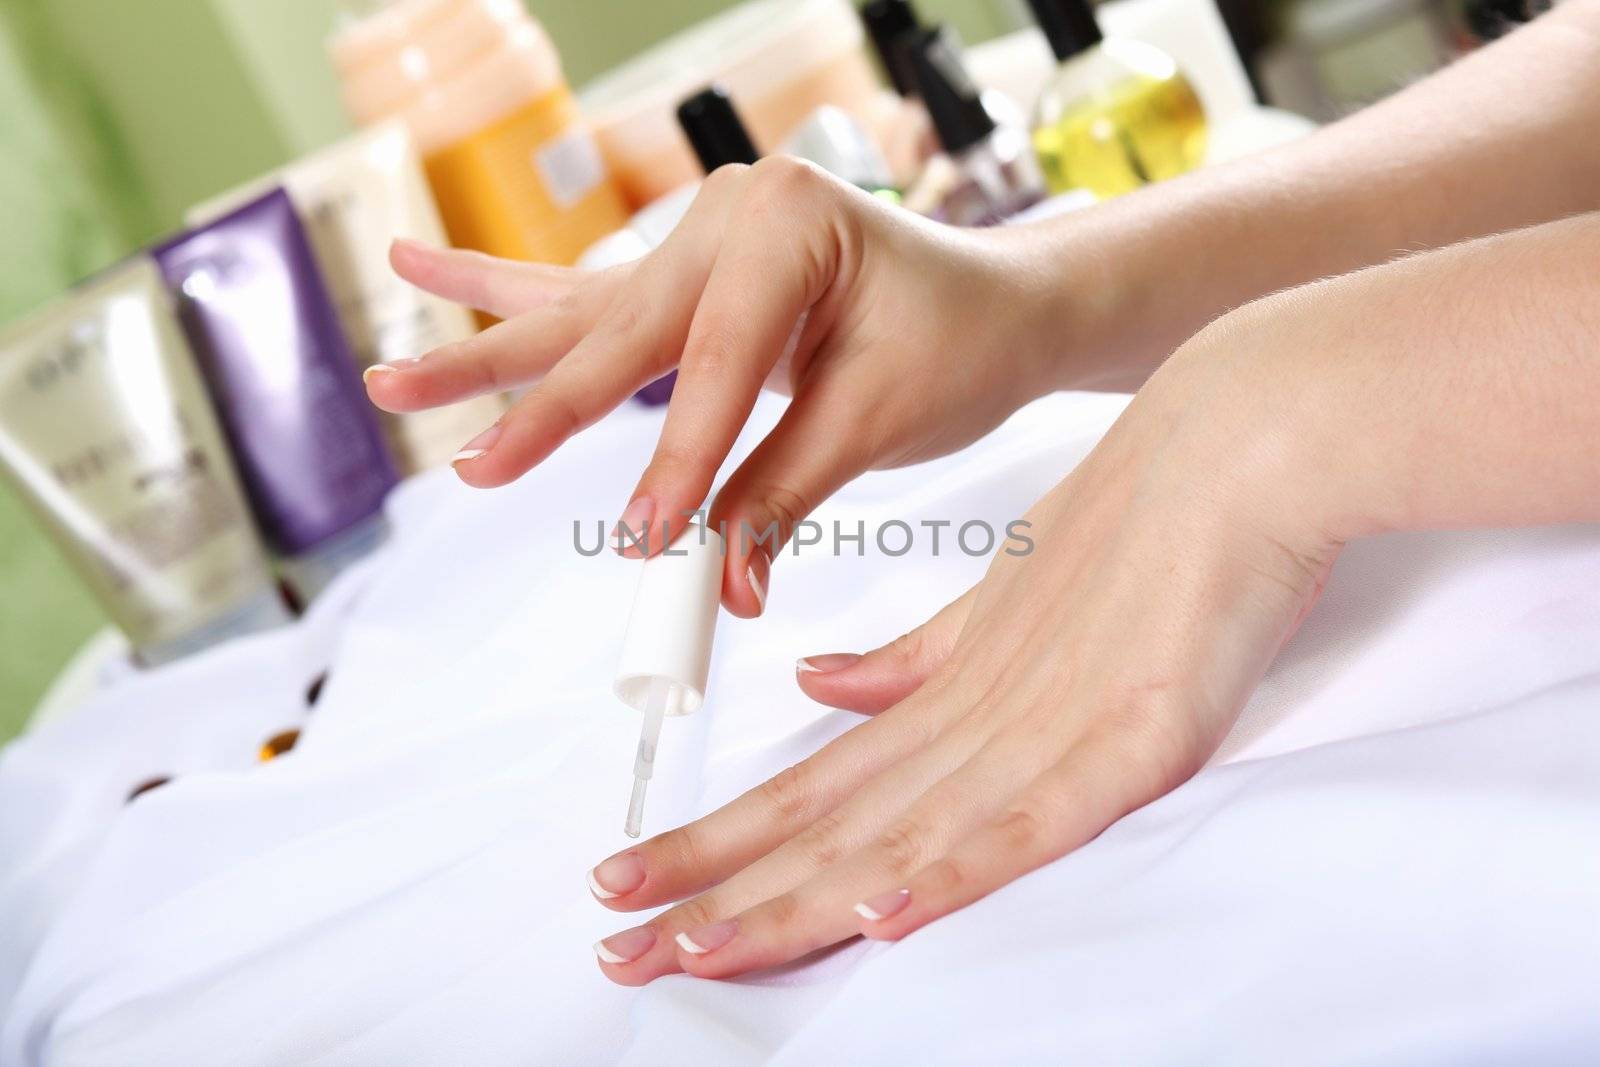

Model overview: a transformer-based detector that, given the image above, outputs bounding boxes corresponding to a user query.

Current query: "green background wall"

[0,0,1021,738]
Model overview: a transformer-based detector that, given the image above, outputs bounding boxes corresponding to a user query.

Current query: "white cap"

[613,522,725,715]
[575,227,651,271]
[782,105,895,192]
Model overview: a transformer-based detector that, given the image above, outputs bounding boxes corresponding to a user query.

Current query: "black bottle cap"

[903,26,993,155]
[676,86,760,173]
[860,0,921,97]
[1026,0,1103,61]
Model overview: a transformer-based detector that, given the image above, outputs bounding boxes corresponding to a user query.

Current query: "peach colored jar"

[330,0,629,265]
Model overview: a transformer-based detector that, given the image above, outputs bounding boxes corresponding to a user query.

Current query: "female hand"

[583,313,1341,982]
[365,158,1105,616]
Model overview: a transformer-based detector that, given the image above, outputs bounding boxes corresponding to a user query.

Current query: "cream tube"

[187,121,507,475]
[0,259,289,666]
[154,189,399,605]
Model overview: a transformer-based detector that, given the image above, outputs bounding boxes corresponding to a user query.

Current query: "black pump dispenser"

[676,86,760,173]
[1026,0,1104,62]
[860,0,922,97]
[903,26,993,155]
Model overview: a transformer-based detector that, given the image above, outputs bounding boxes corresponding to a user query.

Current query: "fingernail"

[612,497,655,555]
[745,547,770,615]
[853,888,911,922]
[452,423,502,465]
[747,565,766,613]
[362,358,421,384]
[593,925,657,965]
[797,653,862,675]
[675,920,738,955]
[588,852,645,898]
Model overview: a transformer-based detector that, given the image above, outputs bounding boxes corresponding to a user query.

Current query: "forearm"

[1021,0,1600,390]
[1196,211,1600,543]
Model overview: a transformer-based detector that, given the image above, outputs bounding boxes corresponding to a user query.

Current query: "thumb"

[795,586,976,715]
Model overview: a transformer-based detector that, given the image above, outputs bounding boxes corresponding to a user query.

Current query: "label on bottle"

[535,129,607,208]
[423,85,630,266]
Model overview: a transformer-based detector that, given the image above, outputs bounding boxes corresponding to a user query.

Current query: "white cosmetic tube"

[0,259,287,665]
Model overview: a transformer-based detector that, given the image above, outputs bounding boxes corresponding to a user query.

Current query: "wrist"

[1153,306,1352,554]
[993,205,1200,396]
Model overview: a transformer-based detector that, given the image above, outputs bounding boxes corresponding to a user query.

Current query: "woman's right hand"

[365,158,1109,616]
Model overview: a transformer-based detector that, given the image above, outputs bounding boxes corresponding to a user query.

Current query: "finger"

[365,279,616,413]
[589,710,916,985]
[625,158,844,587]
[796,586,977,713]
[859,716,1197,943]
[587,695,942,913]
[453,168,744,492]
[697,384,870,616]
[667,708,1060,978]
[597,685,1004,986]
[389,237,613,319]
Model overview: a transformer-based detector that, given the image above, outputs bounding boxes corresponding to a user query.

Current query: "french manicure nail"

[451,423,502,465]
[588,852,646,898]
[853,888,911,922]
[612,498,655,554]
[362,357,423,384]
[675,920,738,955]
[797,653,863,675]
[747,565,766,613]
[594,925,657,964]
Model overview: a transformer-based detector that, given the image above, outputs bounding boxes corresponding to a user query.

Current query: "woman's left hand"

[585,313,1341,982]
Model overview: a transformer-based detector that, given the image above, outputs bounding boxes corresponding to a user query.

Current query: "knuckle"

[680,317,739,378]
[759,892,803,929]
[434,337,494,389]
[992,806,1048,854]
[887,626,927,668]
[668,896,719,934]
[551,282,590,321]
[754,483,811,547]
[791,808,849,870]
[750,155,826,201]
[874,818,928,876]
[600,299,644,342]
[701,162,751,195]
[640,443,701,495]
[917,855,966,894]
[1096,688,1205,795]
[758,762,815,823]
[527,388,584,438]
[651,822,708,876]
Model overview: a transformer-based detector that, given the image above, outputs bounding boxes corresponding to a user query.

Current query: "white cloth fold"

[2,393,1597,1065]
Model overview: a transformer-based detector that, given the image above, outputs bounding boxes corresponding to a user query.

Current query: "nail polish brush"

[614,521,724,837]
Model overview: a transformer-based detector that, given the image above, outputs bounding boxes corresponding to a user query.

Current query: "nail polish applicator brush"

[614,521,724,838]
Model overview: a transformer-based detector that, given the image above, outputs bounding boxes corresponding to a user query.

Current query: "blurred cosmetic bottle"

[901,27,1046,227]
[0,260,289,664]
[1025,0,1206,199]
[154,190,399,604]
[188,122,508,475]
[329,0,629,265]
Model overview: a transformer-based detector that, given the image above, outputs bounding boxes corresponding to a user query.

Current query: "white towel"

[2,392,1597,1065]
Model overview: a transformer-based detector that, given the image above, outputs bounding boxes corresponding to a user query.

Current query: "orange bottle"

[329,0,629,266]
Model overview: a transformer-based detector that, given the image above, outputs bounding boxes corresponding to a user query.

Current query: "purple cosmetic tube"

[153,188,398,603]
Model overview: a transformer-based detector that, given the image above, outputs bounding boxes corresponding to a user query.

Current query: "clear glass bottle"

[1026,0,1207,200]
[901,27,1045,227]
